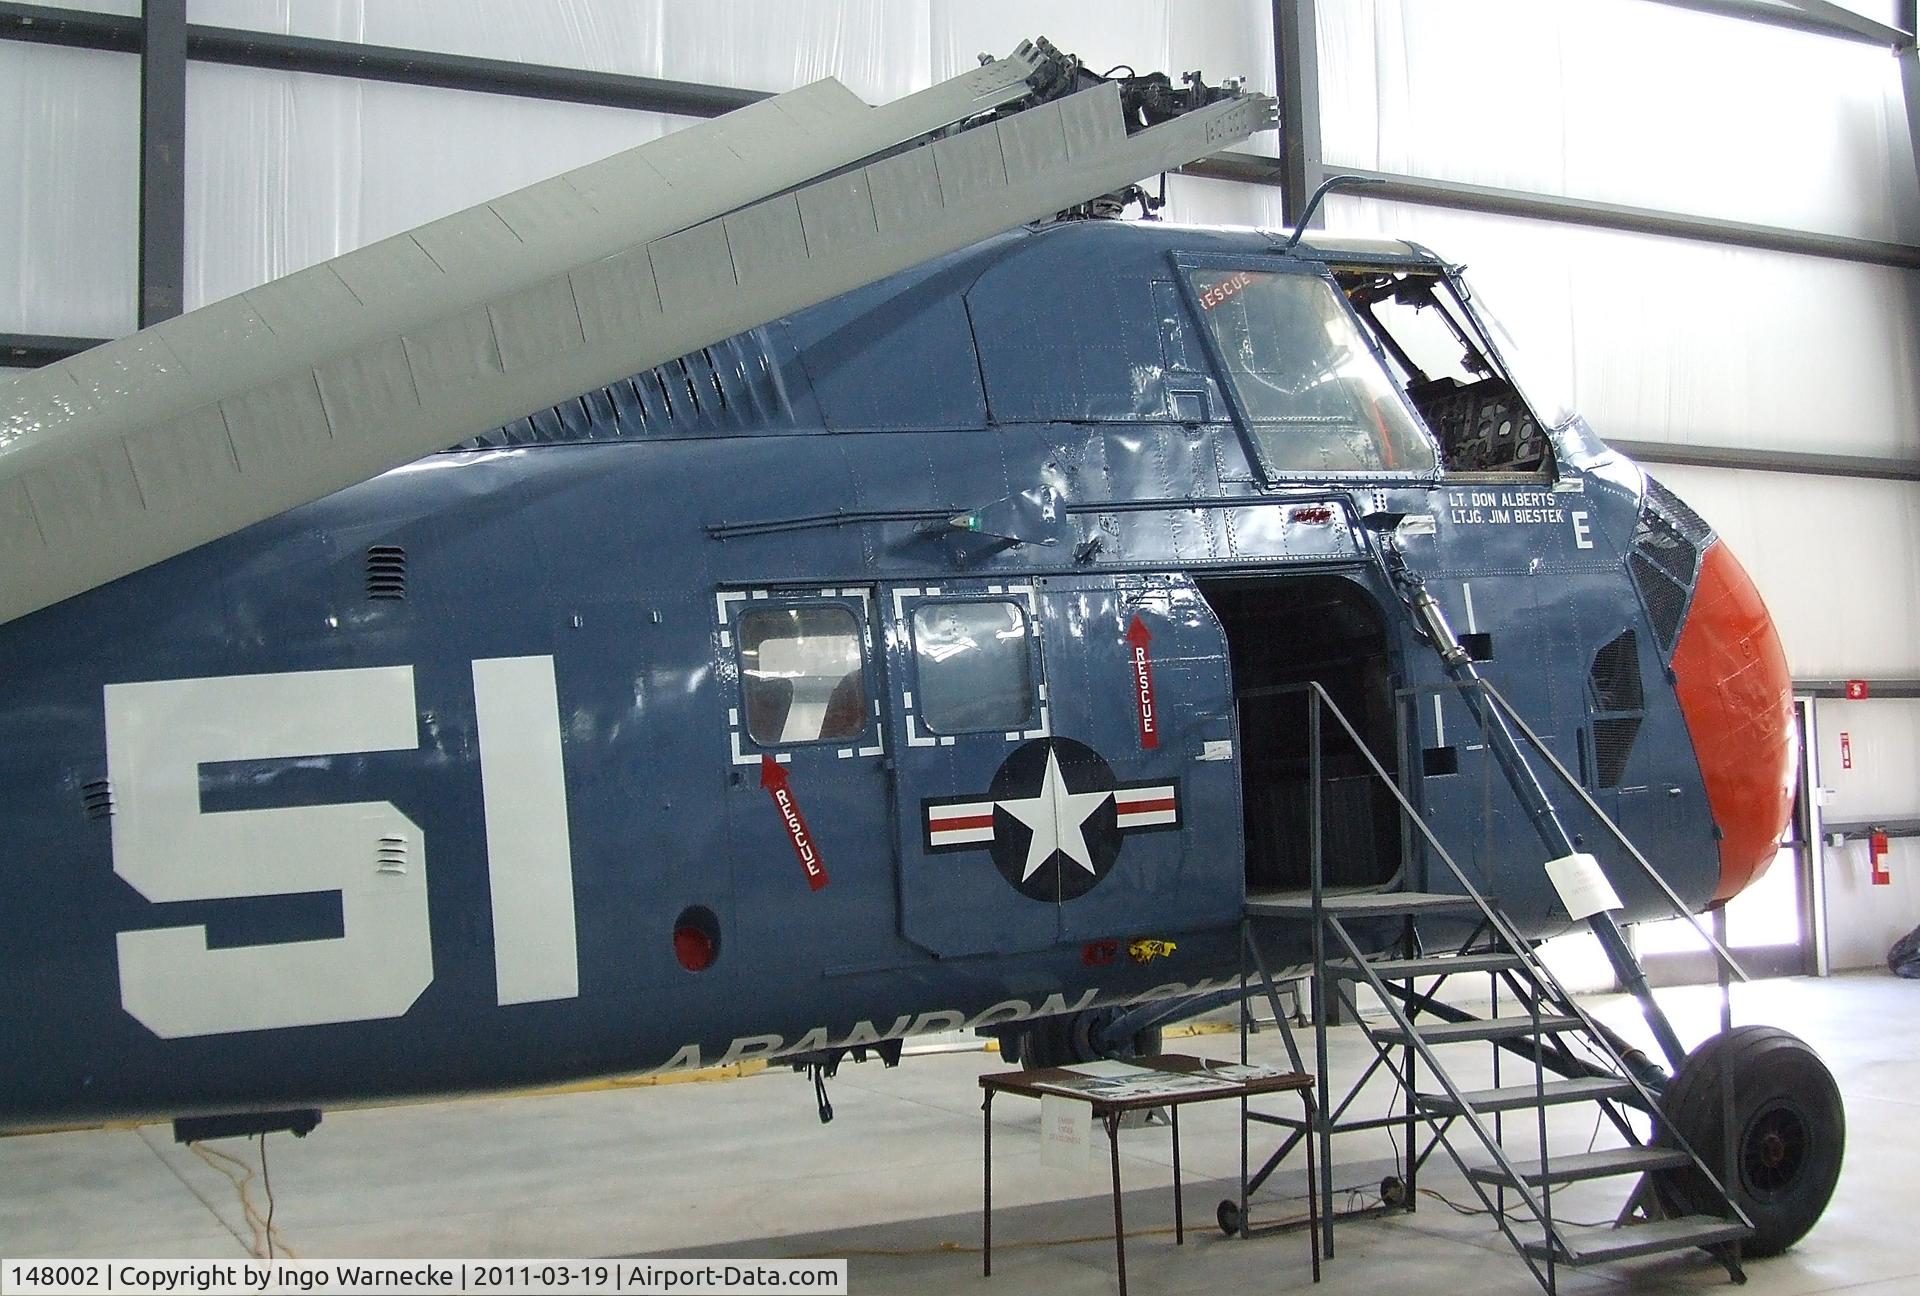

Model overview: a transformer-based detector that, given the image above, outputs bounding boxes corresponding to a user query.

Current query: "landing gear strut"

[1654,1025,1845,1257]
[1016,1009,1164,1069]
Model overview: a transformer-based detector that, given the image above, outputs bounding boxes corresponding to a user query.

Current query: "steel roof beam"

[1648,0,1913,46]
[1186,153,1920,270]
[0,3,768,118]
[1608,439,1920,482]
[183,26,769,118]
[1797,687,1920,702]
[0,2,138,51]
[0,334,105,367]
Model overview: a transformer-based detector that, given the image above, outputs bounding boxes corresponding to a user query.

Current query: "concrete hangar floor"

[1,975,1912,1296]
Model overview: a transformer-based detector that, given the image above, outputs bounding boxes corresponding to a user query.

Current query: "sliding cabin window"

[739,605,869,746]
[1339,269,1551,477]
[1189,268,1437,476]
[910,600,1036,734]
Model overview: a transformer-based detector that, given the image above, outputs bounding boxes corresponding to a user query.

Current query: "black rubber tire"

[1017,1009,1165,1070]
[1653,1025,1844,1257]
[1217,1198,1241,1237]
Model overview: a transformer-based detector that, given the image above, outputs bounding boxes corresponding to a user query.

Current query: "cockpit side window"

[1189,269,1437,477]
[1340,270,1551,478]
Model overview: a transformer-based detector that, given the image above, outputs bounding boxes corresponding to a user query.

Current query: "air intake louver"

[1587,629,1644,789]
[454,330,795,449]
[81,779,114,821]
[366,546,407,600]
[1627,476,1715,655]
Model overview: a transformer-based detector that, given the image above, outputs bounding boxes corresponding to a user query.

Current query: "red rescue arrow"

[761,755,829,891]
[1127,614,1159,751]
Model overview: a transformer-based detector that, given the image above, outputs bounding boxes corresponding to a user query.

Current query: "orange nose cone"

[1669,540,1797,903]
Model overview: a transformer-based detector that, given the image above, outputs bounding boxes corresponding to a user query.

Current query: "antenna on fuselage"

[1278,173,1385,253]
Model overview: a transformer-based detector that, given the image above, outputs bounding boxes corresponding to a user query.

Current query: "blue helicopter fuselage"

[0,220,1782,1132]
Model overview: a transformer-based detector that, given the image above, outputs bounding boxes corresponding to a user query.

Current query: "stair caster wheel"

[1217,1199,1242,1237]
[1380,1175,1409,1207]
[1712,1245,1749,1286]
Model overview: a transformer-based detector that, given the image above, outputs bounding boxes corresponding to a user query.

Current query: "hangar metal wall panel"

[184,64,679,312]
[1653,464,1920,679]
[185,0,1278,152]
[1322,197,1920,467]
[0,43,138,337]
[1318,0,1920,244]
[22,0,139,14]
[188,0,935,105]
[1813,697,1920,969]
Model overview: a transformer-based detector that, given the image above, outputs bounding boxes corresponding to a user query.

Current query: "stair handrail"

[1290,682,1562,1266]
[1267,679,1754,1235]
[1469,675,1749,984]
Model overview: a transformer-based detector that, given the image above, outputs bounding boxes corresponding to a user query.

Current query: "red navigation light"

[673,910,719,973]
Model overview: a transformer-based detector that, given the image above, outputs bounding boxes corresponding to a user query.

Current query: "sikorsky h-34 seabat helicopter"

[0,37,1841,1286]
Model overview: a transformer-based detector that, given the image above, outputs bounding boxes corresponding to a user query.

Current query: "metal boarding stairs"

[1228,680,1753,1295]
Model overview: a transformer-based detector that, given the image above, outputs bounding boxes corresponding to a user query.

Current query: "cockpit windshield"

[1338,268,1557,478]
[1189,268,1437,476]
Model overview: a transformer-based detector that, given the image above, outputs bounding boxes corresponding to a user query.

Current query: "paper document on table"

[1543,852,1623,920]
[1040,1095,1094,1172]
[1203,1063,1288,1081]
[1063,1060,1153,1079]
[1033,1069,1234,1101]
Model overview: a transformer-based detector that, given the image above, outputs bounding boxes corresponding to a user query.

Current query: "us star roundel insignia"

[922,737,1181,902]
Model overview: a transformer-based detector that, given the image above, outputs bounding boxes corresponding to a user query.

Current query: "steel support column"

[138,0,186,328]
[1902,3,1920,198]
[1273,0,1322,227]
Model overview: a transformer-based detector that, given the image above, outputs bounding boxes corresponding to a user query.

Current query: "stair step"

[1466,1145,1693,1188]
[1419,1076,1636,1116]
[1246,889,1486,919]
[1332,952,1523,980]
[1371,1015,1579,1046]
[1524,1216,1750,1265]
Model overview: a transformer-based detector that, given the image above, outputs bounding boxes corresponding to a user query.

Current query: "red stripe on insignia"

[1118,797,1177,815]
[932,812,996,831]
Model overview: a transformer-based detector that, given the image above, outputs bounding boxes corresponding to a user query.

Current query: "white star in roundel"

[995,747,1114,881]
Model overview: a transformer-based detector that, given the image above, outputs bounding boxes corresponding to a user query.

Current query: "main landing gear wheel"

[1017,1009,1164,1070]
[1653,1025,1845,1257]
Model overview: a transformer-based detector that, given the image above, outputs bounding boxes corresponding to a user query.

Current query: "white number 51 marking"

[106,659,578,1039]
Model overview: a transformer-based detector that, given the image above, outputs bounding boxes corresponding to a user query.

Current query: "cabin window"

[1190,268,1436,475]
[1339,270,1550,476]
[911,600,1035,733]
[739,606,868,745]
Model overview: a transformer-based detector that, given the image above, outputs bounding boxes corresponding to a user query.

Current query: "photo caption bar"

[0,1259,849,1296]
